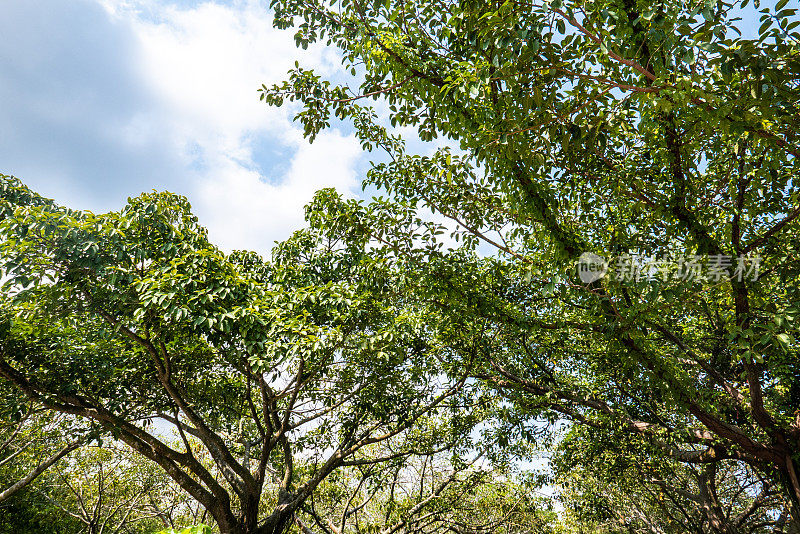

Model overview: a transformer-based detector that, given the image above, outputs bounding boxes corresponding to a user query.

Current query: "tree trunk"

[207,500,242,534]
[254,512,291,534]
[207,504,292,534]
[780,461,800,534]
[787,501,800,534]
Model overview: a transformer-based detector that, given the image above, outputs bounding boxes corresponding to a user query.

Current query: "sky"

[0,0,766,256]
[0,0,372,254]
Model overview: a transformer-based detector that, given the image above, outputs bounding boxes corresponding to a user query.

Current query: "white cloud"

[197,129,363,253]
[94,0,362,254]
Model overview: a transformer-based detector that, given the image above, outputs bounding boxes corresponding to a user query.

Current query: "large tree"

[260,0,800,526]
[0,177,489,534]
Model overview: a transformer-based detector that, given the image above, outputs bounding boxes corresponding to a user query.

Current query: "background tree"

[261,0,800,527]
[31,445,184,534]
[555,425,790,533]
[0,489,83,534]
[0,385,87,503]
[298,443,558,534]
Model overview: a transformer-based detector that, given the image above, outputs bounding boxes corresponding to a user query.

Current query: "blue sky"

[1,0,370,253]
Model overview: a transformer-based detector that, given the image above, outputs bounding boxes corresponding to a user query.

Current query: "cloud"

[113,0,363,253]
[0,0,188,209]
[0,0,364,255]
[197,129,363,253]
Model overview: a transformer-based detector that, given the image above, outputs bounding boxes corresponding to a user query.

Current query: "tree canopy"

[259,0,800,529]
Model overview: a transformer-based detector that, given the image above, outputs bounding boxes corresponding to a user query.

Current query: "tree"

[297,444,558,534]
[32,445,182,534]
[0,489,83,534]
[261,0,800,527]
[555,425,790,532]
[0,177,483,534]
[0,386,86,503]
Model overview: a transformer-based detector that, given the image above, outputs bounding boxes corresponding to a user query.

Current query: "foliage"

[299,445,559,534]
[0,487,83,534]
[156,526,212,534]
[261,0,800,528]
[31,445,192,534]
[0,384,88,503]
[2,0,800,531]
[555,424,791,532]
[0,176,494,534]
